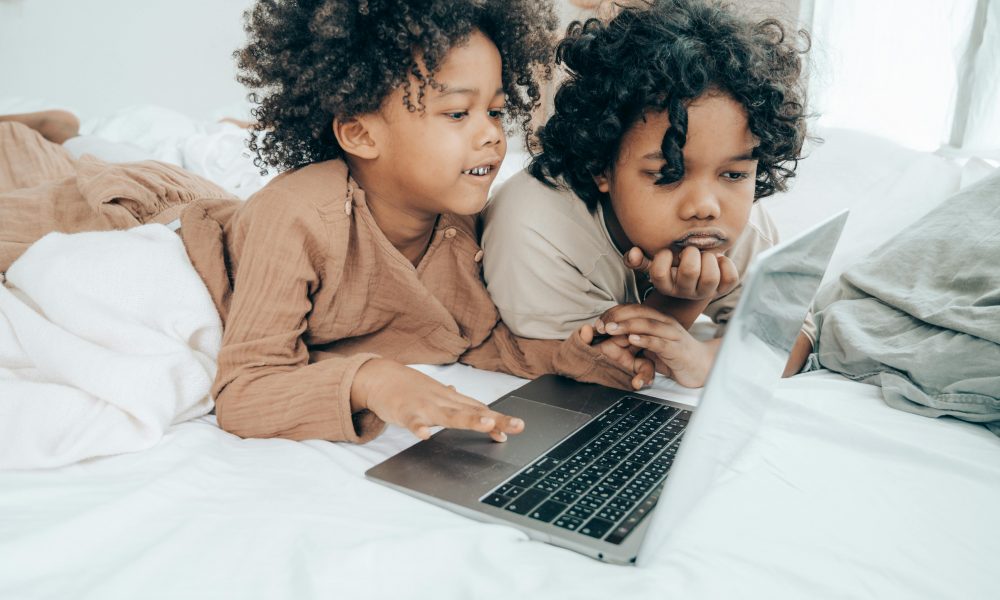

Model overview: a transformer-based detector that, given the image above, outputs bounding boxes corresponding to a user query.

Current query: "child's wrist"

[350,358,390,413]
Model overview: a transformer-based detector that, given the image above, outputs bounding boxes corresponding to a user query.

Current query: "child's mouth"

[462,165,494,177]
[672,230,727,250]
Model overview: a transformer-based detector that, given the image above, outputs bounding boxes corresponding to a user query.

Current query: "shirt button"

[474,250,484,263]
[444,227,457,239]
[344,200,353,216]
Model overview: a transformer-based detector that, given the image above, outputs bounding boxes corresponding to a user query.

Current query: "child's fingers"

[647,248,675,293]
[623,246,652,271]
[630,356,655,390]
[696,251,722,297]
[673,246,703,297]
[612,316,686,346]
[443,388,524,434]
[404,417,434,440]
[717,255,740,295]
[602,306,678,336]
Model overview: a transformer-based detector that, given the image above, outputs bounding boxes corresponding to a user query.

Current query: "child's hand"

[577,324,656,391]
[594,304,720,388]
[624,246,739,301]
[351,359,524,442]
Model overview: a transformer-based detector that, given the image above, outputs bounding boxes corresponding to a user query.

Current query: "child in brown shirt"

[176,0,657,443]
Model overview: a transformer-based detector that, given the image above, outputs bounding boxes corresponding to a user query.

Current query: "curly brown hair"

[530,0,811,209]
[235,0,557,172]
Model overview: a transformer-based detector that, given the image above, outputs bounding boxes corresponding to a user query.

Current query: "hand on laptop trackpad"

[434,396,592,466]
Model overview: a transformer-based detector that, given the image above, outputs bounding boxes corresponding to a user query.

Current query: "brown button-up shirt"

[181,159,635,443]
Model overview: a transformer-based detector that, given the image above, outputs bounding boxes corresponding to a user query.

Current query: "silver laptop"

[366,211,848,565]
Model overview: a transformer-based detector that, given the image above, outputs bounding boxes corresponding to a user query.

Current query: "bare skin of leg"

[0,110,80,144]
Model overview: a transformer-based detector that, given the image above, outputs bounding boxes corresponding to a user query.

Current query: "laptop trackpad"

[433,395,592,466]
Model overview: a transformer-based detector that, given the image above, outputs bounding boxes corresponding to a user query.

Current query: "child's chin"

[445,193,489,215]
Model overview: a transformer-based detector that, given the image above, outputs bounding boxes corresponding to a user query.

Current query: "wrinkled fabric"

[0,225,220,469]
[809,170,1000,434]
[180,159,642,443]
[0,122,236,271]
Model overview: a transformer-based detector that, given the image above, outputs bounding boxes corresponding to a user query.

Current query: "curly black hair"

[530,0,810,209]
[235,0,557,172]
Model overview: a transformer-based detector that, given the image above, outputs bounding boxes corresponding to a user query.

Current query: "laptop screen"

[639,211,848,560]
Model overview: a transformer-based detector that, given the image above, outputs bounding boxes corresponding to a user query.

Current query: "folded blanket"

[0,224,221,469]
[809,170,1000,434]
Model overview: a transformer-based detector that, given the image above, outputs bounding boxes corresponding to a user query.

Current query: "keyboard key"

[511,474,539,487]
[504,488,549,515]
[531,456,561,473]
[529,500,568,523]
[578,495,606,510]
[502,485,526,498]
[533,478,560,493]
[597,507,625,522]
[607,497,636,512]
[565,505,595,520]
[602,475,629,489]
[604,488,662,544]
[551,490,579,504]
[546,419,609,461]
[520,465,546,479]
[590,485,615,499]
[563,479,592,495]
[579,517,615,539]
[553,516,583,531]
[482,493,510,508]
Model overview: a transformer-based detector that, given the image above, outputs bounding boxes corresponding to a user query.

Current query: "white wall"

[0,0,255,121]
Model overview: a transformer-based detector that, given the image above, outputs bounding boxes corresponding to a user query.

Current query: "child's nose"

[476,115,503,147]
[678,182,721,220]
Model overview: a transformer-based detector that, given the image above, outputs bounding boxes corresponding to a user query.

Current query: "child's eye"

[488,108,506,120]
[722,171,750,181]
[445,111,469,121]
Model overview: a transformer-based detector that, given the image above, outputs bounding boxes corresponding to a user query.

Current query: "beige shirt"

[482,169,782,340]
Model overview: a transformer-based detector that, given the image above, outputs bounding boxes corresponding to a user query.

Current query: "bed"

[1,106,998,599]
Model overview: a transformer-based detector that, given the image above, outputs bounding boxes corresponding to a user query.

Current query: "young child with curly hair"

[167,0,664,444]
[482,0,812,390]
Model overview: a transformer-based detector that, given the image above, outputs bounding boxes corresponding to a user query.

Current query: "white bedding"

[0,226,219,469]
[1,365,997,599]
[1,105,998,599]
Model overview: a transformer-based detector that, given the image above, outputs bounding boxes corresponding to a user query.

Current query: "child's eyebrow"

[433,86,505,100]
[641,148,758,162]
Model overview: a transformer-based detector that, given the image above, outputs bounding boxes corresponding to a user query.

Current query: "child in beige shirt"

[483,0,814,390]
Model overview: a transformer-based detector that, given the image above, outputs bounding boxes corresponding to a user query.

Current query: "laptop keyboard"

[480,396,690,545]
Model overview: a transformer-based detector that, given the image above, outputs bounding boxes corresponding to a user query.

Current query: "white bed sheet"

[1,364,997,600]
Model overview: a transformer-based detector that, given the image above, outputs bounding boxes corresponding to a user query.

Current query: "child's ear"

[593,171,610,194]
[332,116,380,160]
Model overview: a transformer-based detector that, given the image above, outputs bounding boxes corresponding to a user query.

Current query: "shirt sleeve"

[460,322,638,390]
[481,176,619,340]
[212,191,384,442]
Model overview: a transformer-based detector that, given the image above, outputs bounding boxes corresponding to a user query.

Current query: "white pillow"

[762,127,964,285]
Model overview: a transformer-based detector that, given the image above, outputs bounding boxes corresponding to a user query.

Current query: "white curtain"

[802,0,1000,157]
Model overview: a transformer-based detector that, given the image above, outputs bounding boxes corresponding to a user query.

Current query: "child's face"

[597,93,757,259]
[365,30,507,216]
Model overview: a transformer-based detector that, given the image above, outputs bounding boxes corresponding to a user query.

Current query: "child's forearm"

[460,322,638,391]
[782,330,813,377]
[641,291,712,330]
